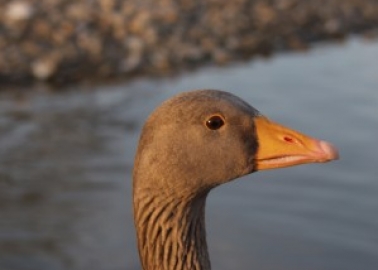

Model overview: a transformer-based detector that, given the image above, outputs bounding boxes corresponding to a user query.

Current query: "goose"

[133,89,338,270]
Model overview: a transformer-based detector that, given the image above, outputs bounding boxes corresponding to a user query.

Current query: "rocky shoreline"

[1,0,378,85]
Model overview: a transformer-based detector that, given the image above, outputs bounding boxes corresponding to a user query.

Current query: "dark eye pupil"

[206,116,224,130]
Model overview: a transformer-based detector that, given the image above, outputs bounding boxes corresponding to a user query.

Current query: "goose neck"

[134,189,211,270]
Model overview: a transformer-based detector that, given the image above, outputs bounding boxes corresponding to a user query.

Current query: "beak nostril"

[283,136,294,143]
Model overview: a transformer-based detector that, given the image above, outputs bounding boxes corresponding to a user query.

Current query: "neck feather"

[134,188,211,270]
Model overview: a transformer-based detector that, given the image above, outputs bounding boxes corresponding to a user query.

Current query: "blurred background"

[0,0,378,269]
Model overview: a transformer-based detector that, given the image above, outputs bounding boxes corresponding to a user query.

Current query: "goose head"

[133,89,338,270]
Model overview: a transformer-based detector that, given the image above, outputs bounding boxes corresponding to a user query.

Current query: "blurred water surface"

[0,38,377,270]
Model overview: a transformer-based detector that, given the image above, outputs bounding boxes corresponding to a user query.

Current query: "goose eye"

[206,115,224,130]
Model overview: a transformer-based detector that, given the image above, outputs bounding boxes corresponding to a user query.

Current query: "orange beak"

[254,116,339,171]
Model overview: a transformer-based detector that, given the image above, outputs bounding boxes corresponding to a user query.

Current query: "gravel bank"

[1,0,378,85]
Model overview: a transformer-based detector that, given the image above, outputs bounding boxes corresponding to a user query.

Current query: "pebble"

[31,58,57,81]
[5,1,33,21]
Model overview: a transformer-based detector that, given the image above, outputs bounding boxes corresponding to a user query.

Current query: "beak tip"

[319,140,339,161]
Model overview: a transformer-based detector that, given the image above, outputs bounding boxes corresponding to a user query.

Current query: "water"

[0,38,377,270]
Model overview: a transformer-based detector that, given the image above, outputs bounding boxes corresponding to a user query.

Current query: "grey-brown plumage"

[133,89,338,270]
